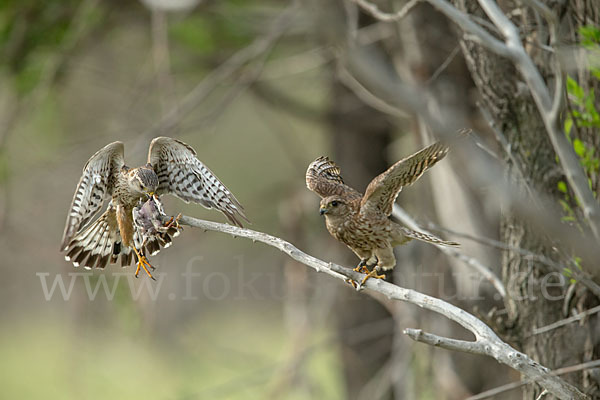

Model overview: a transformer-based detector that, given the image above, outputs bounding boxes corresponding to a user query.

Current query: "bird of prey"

[61,137,248,278]
[306,141,458,284]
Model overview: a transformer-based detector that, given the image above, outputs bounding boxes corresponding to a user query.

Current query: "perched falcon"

[306,141,458,284]
[61,137,248,278]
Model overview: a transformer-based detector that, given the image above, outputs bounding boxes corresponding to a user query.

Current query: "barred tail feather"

[119,247,133,267]
[64,207,123,269]
[63,208,182,270]
[400,227,459,247]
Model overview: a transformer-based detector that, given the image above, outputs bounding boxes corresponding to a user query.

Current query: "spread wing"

[305,156,362,200]
[61,141,125,251]
[147,137,248,227]
[360,141,449,216]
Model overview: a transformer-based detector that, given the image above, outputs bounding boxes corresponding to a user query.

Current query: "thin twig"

[403,329,484,354]
[352,0,422,22]
[338,67,408,118]
[178,215,585,400]
[467,359,600,400]
[392,205,506,298]
[425,0,512,57]
[532,304,600,336]
[427,222,600,298]
[425,45,461,85]
[536,389,550,400]
[476,104,530,191]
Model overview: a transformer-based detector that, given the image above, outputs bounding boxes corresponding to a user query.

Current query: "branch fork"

[179,215,587,400]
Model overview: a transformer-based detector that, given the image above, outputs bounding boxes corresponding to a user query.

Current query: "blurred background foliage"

[0,1,354,399]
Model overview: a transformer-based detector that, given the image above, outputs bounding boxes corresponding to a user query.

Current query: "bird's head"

[129,166,159,197]
[319,196,350,218]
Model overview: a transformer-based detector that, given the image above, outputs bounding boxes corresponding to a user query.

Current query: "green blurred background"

[0,1,360,398]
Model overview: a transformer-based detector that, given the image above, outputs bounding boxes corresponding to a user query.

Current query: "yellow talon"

[164,213,182,229]
[353,265,369,273]
[360,269,385,285]
[133,247,156,280]
[353,260,370,274]
[345,279,359,289]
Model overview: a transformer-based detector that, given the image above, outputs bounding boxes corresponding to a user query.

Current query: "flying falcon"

[61,137,248,278]
[306,141,458,284]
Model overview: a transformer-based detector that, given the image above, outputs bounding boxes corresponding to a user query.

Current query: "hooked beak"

[319,206,328,215]
[146,191,155,199]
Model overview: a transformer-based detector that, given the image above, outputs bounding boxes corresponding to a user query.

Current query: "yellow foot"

[133,248,156,281]
[353,265,369,273]
[360,269,385,285]
[353,260,370,274]
[345,279,359,289]
[164,213,182,229]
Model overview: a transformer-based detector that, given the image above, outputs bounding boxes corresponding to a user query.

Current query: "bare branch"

[468,359,600,400]
[354,0,511,56]
[426,0,512,57]
[352,0,421,22]
[522,0,562,119]
[425,45,461,85]
[338,67,408,118]
[404,328,485,354]
[536,389,550,400]
[532,304,600,336]
[392,205,506,298]
[423,0,600,240]
[428,221,600,298]
[178,215,586,400]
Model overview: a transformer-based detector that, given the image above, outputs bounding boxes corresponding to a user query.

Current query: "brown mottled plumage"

[306,141,458,279]
[61,137,247,277]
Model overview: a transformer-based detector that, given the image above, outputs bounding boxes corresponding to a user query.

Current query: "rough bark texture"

[455,0,600,397]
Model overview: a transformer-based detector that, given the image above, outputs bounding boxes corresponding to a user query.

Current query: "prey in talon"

[306,141,459,287]
[133,195,182,249]
[61,137,248,279]
[132,195,183,278]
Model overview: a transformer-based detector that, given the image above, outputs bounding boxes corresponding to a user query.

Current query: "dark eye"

[331,200,339,207]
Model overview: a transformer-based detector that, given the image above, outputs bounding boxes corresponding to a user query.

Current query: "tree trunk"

[455,0,600,397]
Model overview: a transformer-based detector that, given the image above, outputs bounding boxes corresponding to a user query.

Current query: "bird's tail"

[62,207,132,269]
[399,227,459,247]
[63,206,181,270]
[63,206,146,269]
